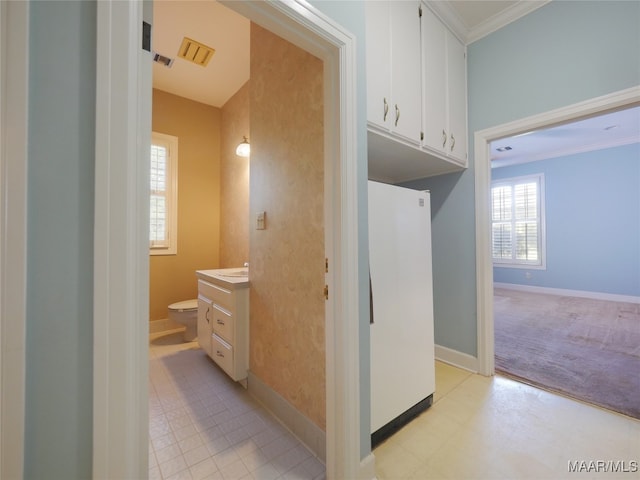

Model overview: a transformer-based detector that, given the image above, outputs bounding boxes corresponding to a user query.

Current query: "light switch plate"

[256,211,266,230]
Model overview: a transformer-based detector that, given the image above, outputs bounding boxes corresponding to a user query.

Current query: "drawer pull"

[216,319,225,325]
[216,351,225,358]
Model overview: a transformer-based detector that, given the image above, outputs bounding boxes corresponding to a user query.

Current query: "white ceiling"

[152,1,249,108]
[491,106,640,168]
[152,1,640,165]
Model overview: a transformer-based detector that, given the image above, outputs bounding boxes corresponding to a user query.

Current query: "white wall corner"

[359,452,377,480]
[435,344,479,373]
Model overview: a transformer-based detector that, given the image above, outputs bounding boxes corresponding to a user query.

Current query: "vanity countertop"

[196,268,249,288]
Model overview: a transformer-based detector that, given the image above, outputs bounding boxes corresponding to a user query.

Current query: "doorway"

[149,4,327,474]
[488,105,640,417]
[474,86,640,377]
[93,2,363,479]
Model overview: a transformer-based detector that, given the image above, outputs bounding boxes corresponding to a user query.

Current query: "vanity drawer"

[212,334,234,376]
[198,279,233,310]
[212,304,234,344]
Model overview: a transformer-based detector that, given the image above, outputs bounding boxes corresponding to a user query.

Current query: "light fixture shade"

[236,136,250,157]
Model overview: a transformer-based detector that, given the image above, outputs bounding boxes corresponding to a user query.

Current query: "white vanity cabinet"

[421,4,468,165]
[197,296,213,357]
[366,0,422,145]
[196,270,250,385]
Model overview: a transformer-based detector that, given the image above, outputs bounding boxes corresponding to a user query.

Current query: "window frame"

[491,173,546,269]
[149,131,178,256]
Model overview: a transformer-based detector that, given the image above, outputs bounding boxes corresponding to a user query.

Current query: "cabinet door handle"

[442,129,447,148]
[450,134,456,152]
[205,307,210,324]
[383,98,389,122]
[395,104,400,127]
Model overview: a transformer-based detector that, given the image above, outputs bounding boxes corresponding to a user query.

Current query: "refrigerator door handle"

[369,270,374,324]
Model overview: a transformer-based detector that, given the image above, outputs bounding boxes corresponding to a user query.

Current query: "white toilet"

[168,299,198,342]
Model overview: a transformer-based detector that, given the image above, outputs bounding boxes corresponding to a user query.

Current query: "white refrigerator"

[368,180,435,446]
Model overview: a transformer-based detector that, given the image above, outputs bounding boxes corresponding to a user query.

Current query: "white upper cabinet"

[421,5,467,165]
[366,0,422,146]
[366,1,391,129]
[366,1,468,183]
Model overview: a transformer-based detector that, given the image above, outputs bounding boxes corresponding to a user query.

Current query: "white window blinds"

[491,174,545,267]
[150,132,178,255]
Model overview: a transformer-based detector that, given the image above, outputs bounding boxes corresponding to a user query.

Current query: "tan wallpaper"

[220,81,250,268]
[150,89,221,321]
[249,24,326,430]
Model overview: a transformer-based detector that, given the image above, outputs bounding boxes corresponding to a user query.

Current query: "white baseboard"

[434,344,478,373]
[149,318,183,334]
[359,452,377,480]
[494,282,640,304]
[247,371,326,462]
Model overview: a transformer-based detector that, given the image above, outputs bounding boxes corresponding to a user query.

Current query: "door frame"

[94,1,365,479]
[474,85,640,376]
[0,1,29,478]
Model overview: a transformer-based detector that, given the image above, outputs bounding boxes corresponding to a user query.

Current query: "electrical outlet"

[256,211,266,230]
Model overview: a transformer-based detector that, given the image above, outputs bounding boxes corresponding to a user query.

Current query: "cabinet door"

[197,297,212,356]
[390,1,422,145]
[365,1,391,129]
[421,5,447,153]
[446,30,467,164]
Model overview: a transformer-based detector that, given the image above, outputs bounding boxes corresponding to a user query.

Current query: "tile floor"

[374,362,640,479]
[150,330,640,480]
[148,331,325,480]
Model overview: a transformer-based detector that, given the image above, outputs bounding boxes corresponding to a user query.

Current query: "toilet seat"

[168,299,198,312]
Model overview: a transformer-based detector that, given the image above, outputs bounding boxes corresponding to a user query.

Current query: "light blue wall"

[403,0,640,356]
[26,1,95,478]
[492,143,640,297]
[309,0,371,458]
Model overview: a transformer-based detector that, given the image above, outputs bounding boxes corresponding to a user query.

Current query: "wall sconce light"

[235,136,250,157]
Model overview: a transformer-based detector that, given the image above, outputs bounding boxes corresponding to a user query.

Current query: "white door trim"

[94,1,363,479]
[475,85,640,376]
[93,1,151,478]
[0,2,29,478]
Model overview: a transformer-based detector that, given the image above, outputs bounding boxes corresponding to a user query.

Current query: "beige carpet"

[494,288,640,419]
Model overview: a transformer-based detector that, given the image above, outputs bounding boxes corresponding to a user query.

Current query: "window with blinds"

[491,174,545,268]
[150,132,178,255]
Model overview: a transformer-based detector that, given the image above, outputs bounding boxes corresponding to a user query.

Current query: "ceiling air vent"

[153,52,174,68]
[178,37,215,67]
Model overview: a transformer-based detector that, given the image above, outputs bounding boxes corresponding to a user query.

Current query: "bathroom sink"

[196,268,249,287]
[217,269,248,277]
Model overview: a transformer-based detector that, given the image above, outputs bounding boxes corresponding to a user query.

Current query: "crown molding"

[425,0,551,45]
[467,0,550,44]
[491,137,640,169]
[423,1,468,43]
